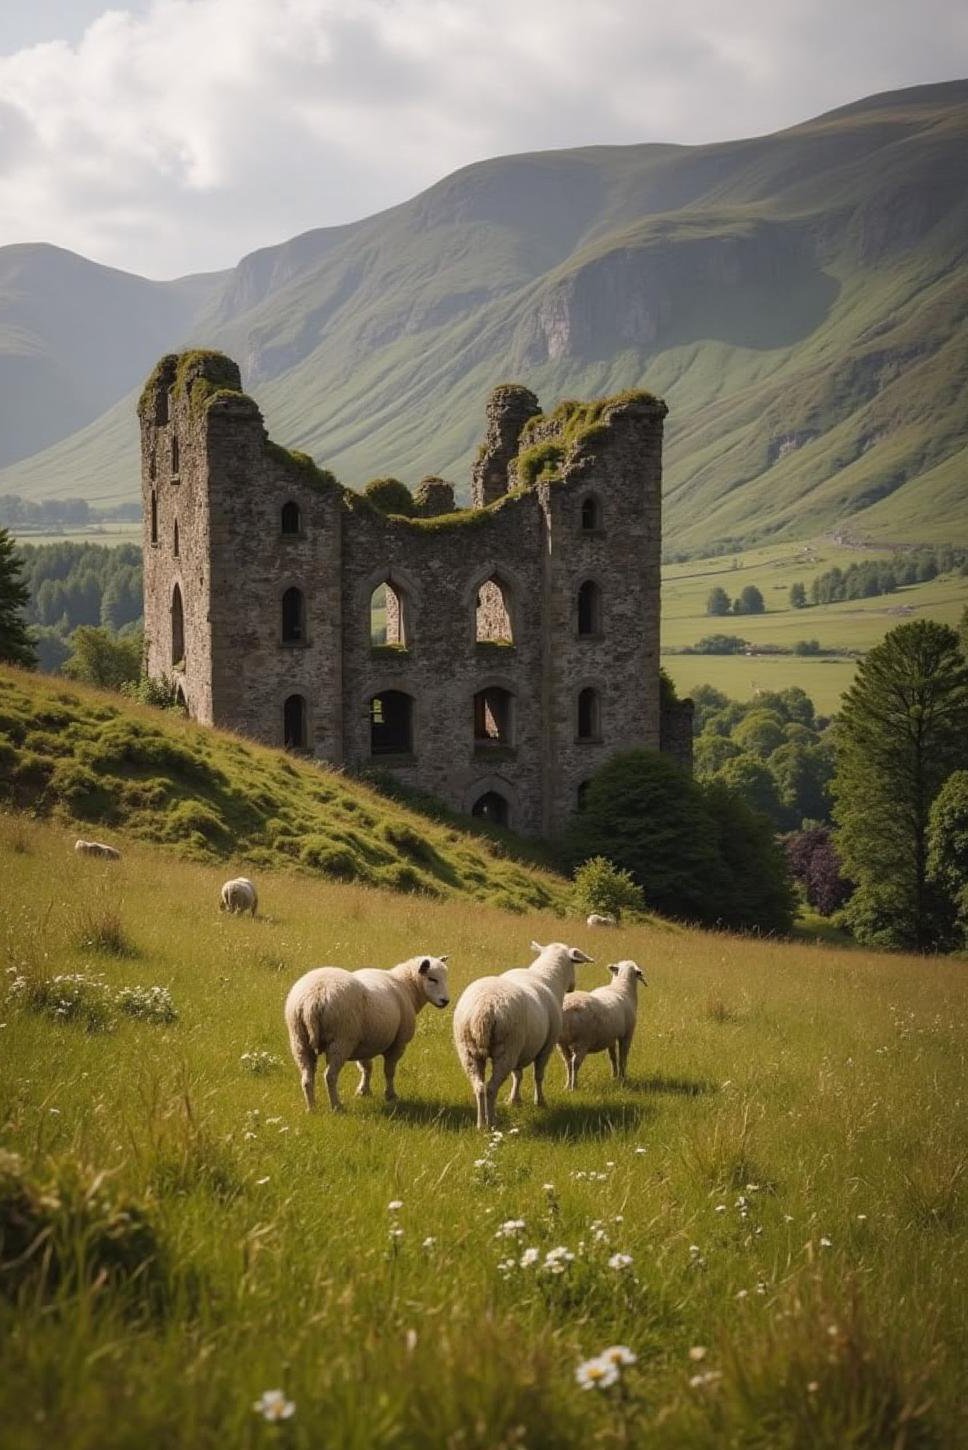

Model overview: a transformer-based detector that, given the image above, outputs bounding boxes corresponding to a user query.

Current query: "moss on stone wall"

[264,441,341,496]
[514,390,662,486]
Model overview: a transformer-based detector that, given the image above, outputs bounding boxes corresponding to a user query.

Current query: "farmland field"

[1,815,966,1449]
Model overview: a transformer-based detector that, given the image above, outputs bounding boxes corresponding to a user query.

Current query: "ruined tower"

[141,350,678,838]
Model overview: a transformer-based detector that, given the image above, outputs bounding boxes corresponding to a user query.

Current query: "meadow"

[1,815,966,1449]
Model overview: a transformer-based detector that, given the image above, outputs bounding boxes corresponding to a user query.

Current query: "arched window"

[171,583,184,667]
[581,495,602,531]
[171,433,180,478]
[472,791,509,827]
[281,501,301,535]
[577,687,601,741]
[173,519,179,557]
[475,576,513,643]
[370,691,414,756]
[371,581,408,647]
[150,489,158,545]
[577,780,591,811]
[284,694,307,750]
[577,580,601,637]
[473,687,513,747]
[282,587,305,644]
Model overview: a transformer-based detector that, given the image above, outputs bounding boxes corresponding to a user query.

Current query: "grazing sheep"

[220,877,258,916]
[586,913,617,927]
[558,959,647,1090]
[284,955,450,1111]
[74,839,121,861]
[452,940,593,1129]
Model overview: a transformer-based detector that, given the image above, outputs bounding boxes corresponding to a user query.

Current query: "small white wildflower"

[634,1146,647,1155]
[689,1371,723,1390]
[388,1199,404,1211]
[755,1280,768,1295]
[605,1160,615,1169]
[388,1226,404,1241]
[735,1289,749,1300]
[715,1204,726,1213]
[495,1218,526,1238]
[819,1236,832,1248]
[575,1357,619,1391]
[507,1127,520,1136]
[856,1213,867,1222]
[253,1390,295,1421]
[473,1158,487,1168]
[784,1213,795,1223]
[688,1346,707,1362]
[613,1214,623,1224]
[807,1380,819,1393]
[255,1176,270,1186]
[608,1252,633,1271]
[542,1182,555,1192]
[520,1247,540,1268]
[422,1236,437,1250]
[600,1345,637,1368]
[689,1244,702,1256]
[404,1328,418,1354]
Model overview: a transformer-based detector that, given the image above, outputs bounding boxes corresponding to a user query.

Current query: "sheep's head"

[608,960,647,990]
[417,955,450,1008]
[529,941,593,993]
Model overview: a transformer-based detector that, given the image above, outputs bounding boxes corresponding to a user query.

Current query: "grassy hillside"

[0,812,965,1448]
[3,81,968,554]
[0,666,568,915]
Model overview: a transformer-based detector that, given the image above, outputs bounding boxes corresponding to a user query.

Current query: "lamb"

[284,955,450,1111]
[558,959,647,1090]
[220,877,258,916]
[452,940,593,1129]
[586,913,617,927]
[74,840,121,861]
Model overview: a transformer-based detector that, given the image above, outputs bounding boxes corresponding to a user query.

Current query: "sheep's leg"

[290,1036,317,1112]
[323,1051,346,1112]
[607,1042,619,1079]
[383,1046,404,1103]
[569,1045,589,1091]
[533,1039,557,1107]
[558,1042,573,1090]
[487,1056,514,1128]
[617,1035,632,1082]
[507,1069,523,1106]
[356,1060,373,1097]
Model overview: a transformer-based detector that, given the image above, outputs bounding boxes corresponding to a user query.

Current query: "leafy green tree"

[927,770,968,946]
[690,684,730,732]
[731,710,786,759]
[572,856,645,921]
[0,527,36,667]
[705,586,732,617]
[768,742,834,828]
[789,581,807,608]
[693,733,741,777]
[714,753,785,829]
[832,621,968,950]
[733,584,765,615]
[363,477,415,517]
[701,781,796,934]
[63,627,142,691]
[694,633,746,654]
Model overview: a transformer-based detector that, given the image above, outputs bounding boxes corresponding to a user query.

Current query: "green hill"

[0,665,568,913]
[2,81,968,553]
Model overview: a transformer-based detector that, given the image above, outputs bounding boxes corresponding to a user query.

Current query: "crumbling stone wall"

[141,351,670,838]
[471,385,540,507]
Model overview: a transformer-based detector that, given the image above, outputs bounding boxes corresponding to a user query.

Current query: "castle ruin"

[140,351,690,838]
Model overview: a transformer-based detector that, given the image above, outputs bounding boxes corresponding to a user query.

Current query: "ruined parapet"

[512,390,668,489]
[471,384,540,507]
[413,476,455,517]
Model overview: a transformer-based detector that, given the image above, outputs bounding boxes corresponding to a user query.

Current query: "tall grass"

[1,814,966,1448]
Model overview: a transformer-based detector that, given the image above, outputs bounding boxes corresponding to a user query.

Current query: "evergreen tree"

[705,586,732,616]
[0,527,36,667]
[789,581,807,608]
[832,621,968,950]
[733,584,765,615]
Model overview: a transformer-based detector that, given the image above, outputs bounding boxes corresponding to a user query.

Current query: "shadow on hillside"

[633,1073,718,1097]
[525,1101,657,1139]
[381,1098,472,1131]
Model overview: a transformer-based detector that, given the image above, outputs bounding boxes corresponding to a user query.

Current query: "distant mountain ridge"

[2,79,967,553]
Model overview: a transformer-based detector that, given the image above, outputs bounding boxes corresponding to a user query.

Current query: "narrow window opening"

[577,687,601,741]
[173,519,179,557]
[150,489,158,545]
[171,433,180,478]
[370,691,413,755]
[472,791,509,827]
[284,694,307,750]
[281,501,301,535]
[475,576,513,643]
[171,584,184,667]
[282,587,305,644]
[581,495,602,531]
[371,581,408,647]
[473,687,513,747]
[577,580,601,636]
[156,390,169,426]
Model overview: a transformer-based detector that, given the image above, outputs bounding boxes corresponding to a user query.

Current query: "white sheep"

[284,955,450,1111]
[220,877,258,916]
[452,940,593,1129]
[558,959,647,1090]
[586,913,617,927]
[74,839,121,860]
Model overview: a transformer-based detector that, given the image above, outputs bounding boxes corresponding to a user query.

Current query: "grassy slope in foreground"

[0,665,567,915]
[0,814,965,1449]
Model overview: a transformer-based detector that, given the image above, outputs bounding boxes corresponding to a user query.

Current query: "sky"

[0,0,966,280]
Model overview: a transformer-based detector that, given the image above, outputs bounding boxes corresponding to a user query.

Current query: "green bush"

[572,856,645,921]
[363,477,415,517]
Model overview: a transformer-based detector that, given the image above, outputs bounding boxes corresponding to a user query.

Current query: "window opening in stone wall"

[577,687,601,740]
[581,495,602,531]
[171,433,180,478]
[173,519,179,557]
[370,690,413,755]
[473,687,513,747]
[475,576,513,643]
[156,390,169,426]
[282,587,305,644]
[577,780,591,811]
[150,490,158,544]
[472,790,509,827]
[284,694,307,750]
[577,580,601,636]
[281,501,301,535]
[371,581,408,647]
[171,583,184,667]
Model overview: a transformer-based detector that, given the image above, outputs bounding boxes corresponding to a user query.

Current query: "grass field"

[1,814,966,1449]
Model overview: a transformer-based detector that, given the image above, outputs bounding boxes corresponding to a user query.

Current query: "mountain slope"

[3,80,967,553]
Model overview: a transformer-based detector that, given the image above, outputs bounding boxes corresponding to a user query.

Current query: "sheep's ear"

[636,968,647,984]
[569,947,593,963]
[608,962,619,975]
[439,954,449,963]
[418,958,431,975]
[530,940,544,954]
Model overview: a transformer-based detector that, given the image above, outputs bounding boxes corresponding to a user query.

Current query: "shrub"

[298,839,360,879]
[115,985,178,1024]
[9,970,115,1031]
[785,825,853,915]
[363,477,415,517]
[572,856,645,921]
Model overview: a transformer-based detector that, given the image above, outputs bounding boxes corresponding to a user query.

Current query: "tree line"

[0,494,141,530]
[16,541,143,673]
[788,545,968,608]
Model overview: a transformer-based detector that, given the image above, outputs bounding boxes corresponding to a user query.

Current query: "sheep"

[284,955,450,1111]
[74,840,121,861]
[452,940,593,1129]
[586,913,617,927]
[220,876,258,916]
[557,959,647,1090]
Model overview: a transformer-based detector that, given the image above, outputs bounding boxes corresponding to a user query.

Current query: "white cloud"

[0,0,965,278]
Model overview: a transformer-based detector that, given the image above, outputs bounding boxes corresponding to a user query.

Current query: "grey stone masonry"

[140,350,681,838]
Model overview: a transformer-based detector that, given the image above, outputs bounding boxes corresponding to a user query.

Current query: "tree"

[714,754,785,829]
[693,733,741,777]
[731,710,786,759]
[706,586,732,616]
[733,584,765,616]
[832,621,968,950]
[63,627,142,691]
[701,782,796,934]
[927,771,968,946]
[789,581,807,609]
[0,527,36,667]
[768,741,834,827]
[572,856,645,921]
